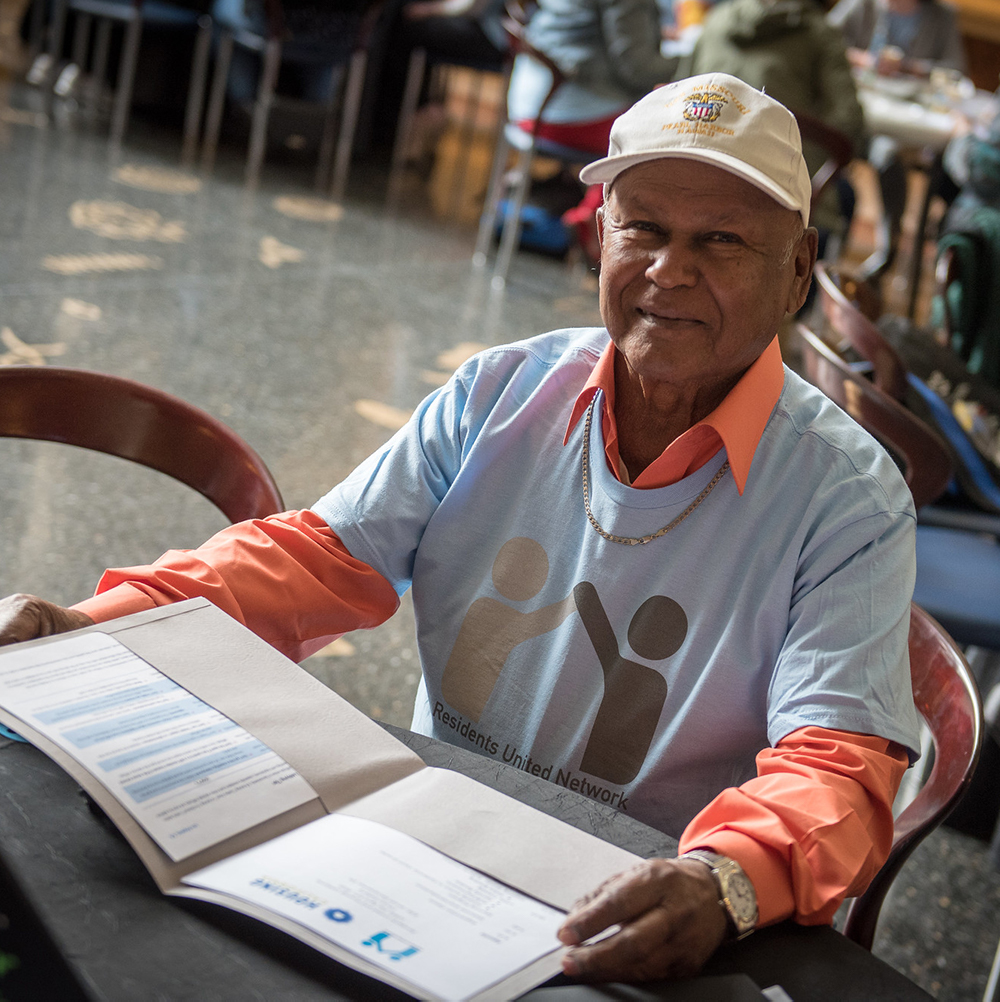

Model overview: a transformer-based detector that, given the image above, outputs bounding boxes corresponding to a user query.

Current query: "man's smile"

[635,306,704,326]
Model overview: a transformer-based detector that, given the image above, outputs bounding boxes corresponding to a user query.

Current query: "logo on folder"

[362,931,419,961]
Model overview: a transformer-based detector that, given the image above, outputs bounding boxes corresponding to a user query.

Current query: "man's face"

[597,159,816,404]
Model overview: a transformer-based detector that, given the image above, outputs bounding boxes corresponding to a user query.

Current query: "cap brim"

[579,148,805,220]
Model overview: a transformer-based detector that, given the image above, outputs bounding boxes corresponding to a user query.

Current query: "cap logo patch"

[682,91,727,123]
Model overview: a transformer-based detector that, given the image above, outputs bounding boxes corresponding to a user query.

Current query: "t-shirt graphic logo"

[441,537,576,721]
[574,583,687,785]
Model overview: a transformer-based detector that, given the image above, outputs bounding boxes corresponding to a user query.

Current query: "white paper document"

[0,632,318,861]
[183,814,566,1001]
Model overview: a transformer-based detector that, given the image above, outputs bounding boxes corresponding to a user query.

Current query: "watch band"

[679,849,758,940]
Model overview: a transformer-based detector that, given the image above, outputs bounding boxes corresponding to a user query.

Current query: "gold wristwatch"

[679,849,758,940]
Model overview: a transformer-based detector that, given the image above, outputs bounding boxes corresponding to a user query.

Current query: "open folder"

[0,598,641,1002]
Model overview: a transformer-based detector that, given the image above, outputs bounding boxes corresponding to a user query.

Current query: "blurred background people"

[505,0,679,259]
[827,0,968,277]
[685,0,866,252]
[657,0,721,44]
[935,90,1000,390]
[827,0,966,78]
[211,0,368,104]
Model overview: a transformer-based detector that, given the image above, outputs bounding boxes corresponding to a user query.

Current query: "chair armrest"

[917,505,1000,537]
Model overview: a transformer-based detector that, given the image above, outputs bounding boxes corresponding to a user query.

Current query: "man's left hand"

[558,858,729,982]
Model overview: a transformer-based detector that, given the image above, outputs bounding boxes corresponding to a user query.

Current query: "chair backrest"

[792,110,853,214]
[813,262,907,401]
[842,603,983,950]
[935,243,962,351]
[797,324,953,509]
[0,367,283,523]
[501,0,565,137]
[257,0,382,47]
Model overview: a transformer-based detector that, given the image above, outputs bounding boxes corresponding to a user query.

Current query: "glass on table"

[928,67,975,111]
[875,45,905,77]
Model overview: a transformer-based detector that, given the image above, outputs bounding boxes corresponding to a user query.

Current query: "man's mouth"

[635,307,702,325]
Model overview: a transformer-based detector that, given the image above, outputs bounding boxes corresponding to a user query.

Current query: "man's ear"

[786,227,819,314]
[596,206,606,251]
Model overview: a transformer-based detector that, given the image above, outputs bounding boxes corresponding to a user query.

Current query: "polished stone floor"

[0,62,997,1001]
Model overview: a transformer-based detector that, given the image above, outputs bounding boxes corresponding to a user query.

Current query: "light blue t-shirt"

[313,328,920,837]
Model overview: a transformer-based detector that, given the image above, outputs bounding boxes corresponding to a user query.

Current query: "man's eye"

[706,231,741,244]
[626,221,662,234]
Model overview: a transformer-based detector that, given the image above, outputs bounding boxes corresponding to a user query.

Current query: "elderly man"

[0,74,919,981]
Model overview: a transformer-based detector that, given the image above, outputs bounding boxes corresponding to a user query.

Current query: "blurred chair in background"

[201,0,385,198]
[481,0,676,279]
[35,0,212,158]
[813,261,1000,521]
[471,2,600,288]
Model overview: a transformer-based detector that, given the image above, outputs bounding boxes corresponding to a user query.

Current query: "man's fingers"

[563,897,726,982]
[558,861,669,945]
[558,858,729,983]
[563,904,683,981]
[0,594,93,647]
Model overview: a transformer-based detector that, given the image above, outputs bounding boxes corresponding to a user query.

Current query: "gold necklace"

[581,398,730,545]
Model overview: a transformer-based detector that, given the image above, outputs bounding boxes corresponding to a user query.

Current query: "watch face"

[725,871,757,926]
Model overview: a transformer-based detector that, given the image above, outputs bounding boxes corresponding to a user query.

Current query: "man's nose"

[645,243,698,288]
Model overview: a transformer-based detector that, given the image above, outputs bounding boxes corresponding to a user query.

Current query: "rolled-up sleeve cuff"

[678,829,796,928]
[72,583,159,623]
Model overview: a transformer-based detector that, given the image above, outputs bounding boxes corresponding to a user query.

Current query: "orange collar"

[564,336,785,494]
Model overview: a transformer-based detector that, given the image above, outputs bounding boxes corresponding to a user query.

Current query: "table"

[855,72,996,319]
[855,75,961,318]
[0,731,933,1002]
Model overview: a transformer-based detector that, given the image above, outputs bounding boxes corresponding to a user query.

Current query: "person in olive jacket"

[685,0,866,241]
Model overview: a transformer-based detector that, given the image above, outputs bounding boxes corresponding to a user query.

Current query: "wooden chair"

[0,367,283,523]
[814,262,1000,521]
[813,262,906,400]
[935,243,961,346]
[797,324,951,509]
[842,603,983,950]
[471,0,600,289]
[201,0,385,199]
[813,257,883,319]
[799,322,1000,649]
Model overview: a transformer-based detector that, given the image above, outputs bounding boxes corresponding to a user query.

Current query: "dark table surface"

[0,730,932,1002]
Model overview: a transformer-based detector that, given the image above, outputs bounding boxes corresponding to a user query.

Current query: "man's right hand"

[0,594,94,647]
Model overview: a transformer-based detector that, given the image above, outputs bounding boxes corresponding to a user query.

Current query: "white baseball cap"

[579,73,812,226]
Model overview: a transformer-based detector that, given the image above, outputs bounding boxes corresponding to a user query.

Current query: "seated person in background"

[506,0,680,259]
[827,0,966,78]
[827,0,968,276]
[944,88,1000,216]
[935,92,1000,390]
[0,74,919,981]
[211,0,369,104]
[685,0,866,251]
[657,0,721,41]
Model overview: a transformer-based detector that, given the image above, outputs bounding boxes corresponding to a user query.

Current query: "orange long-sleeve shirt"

[73,335,912,929]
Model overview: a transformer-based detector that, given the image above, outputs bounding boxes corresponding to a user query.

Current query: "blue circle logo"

[324,908,352,923]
